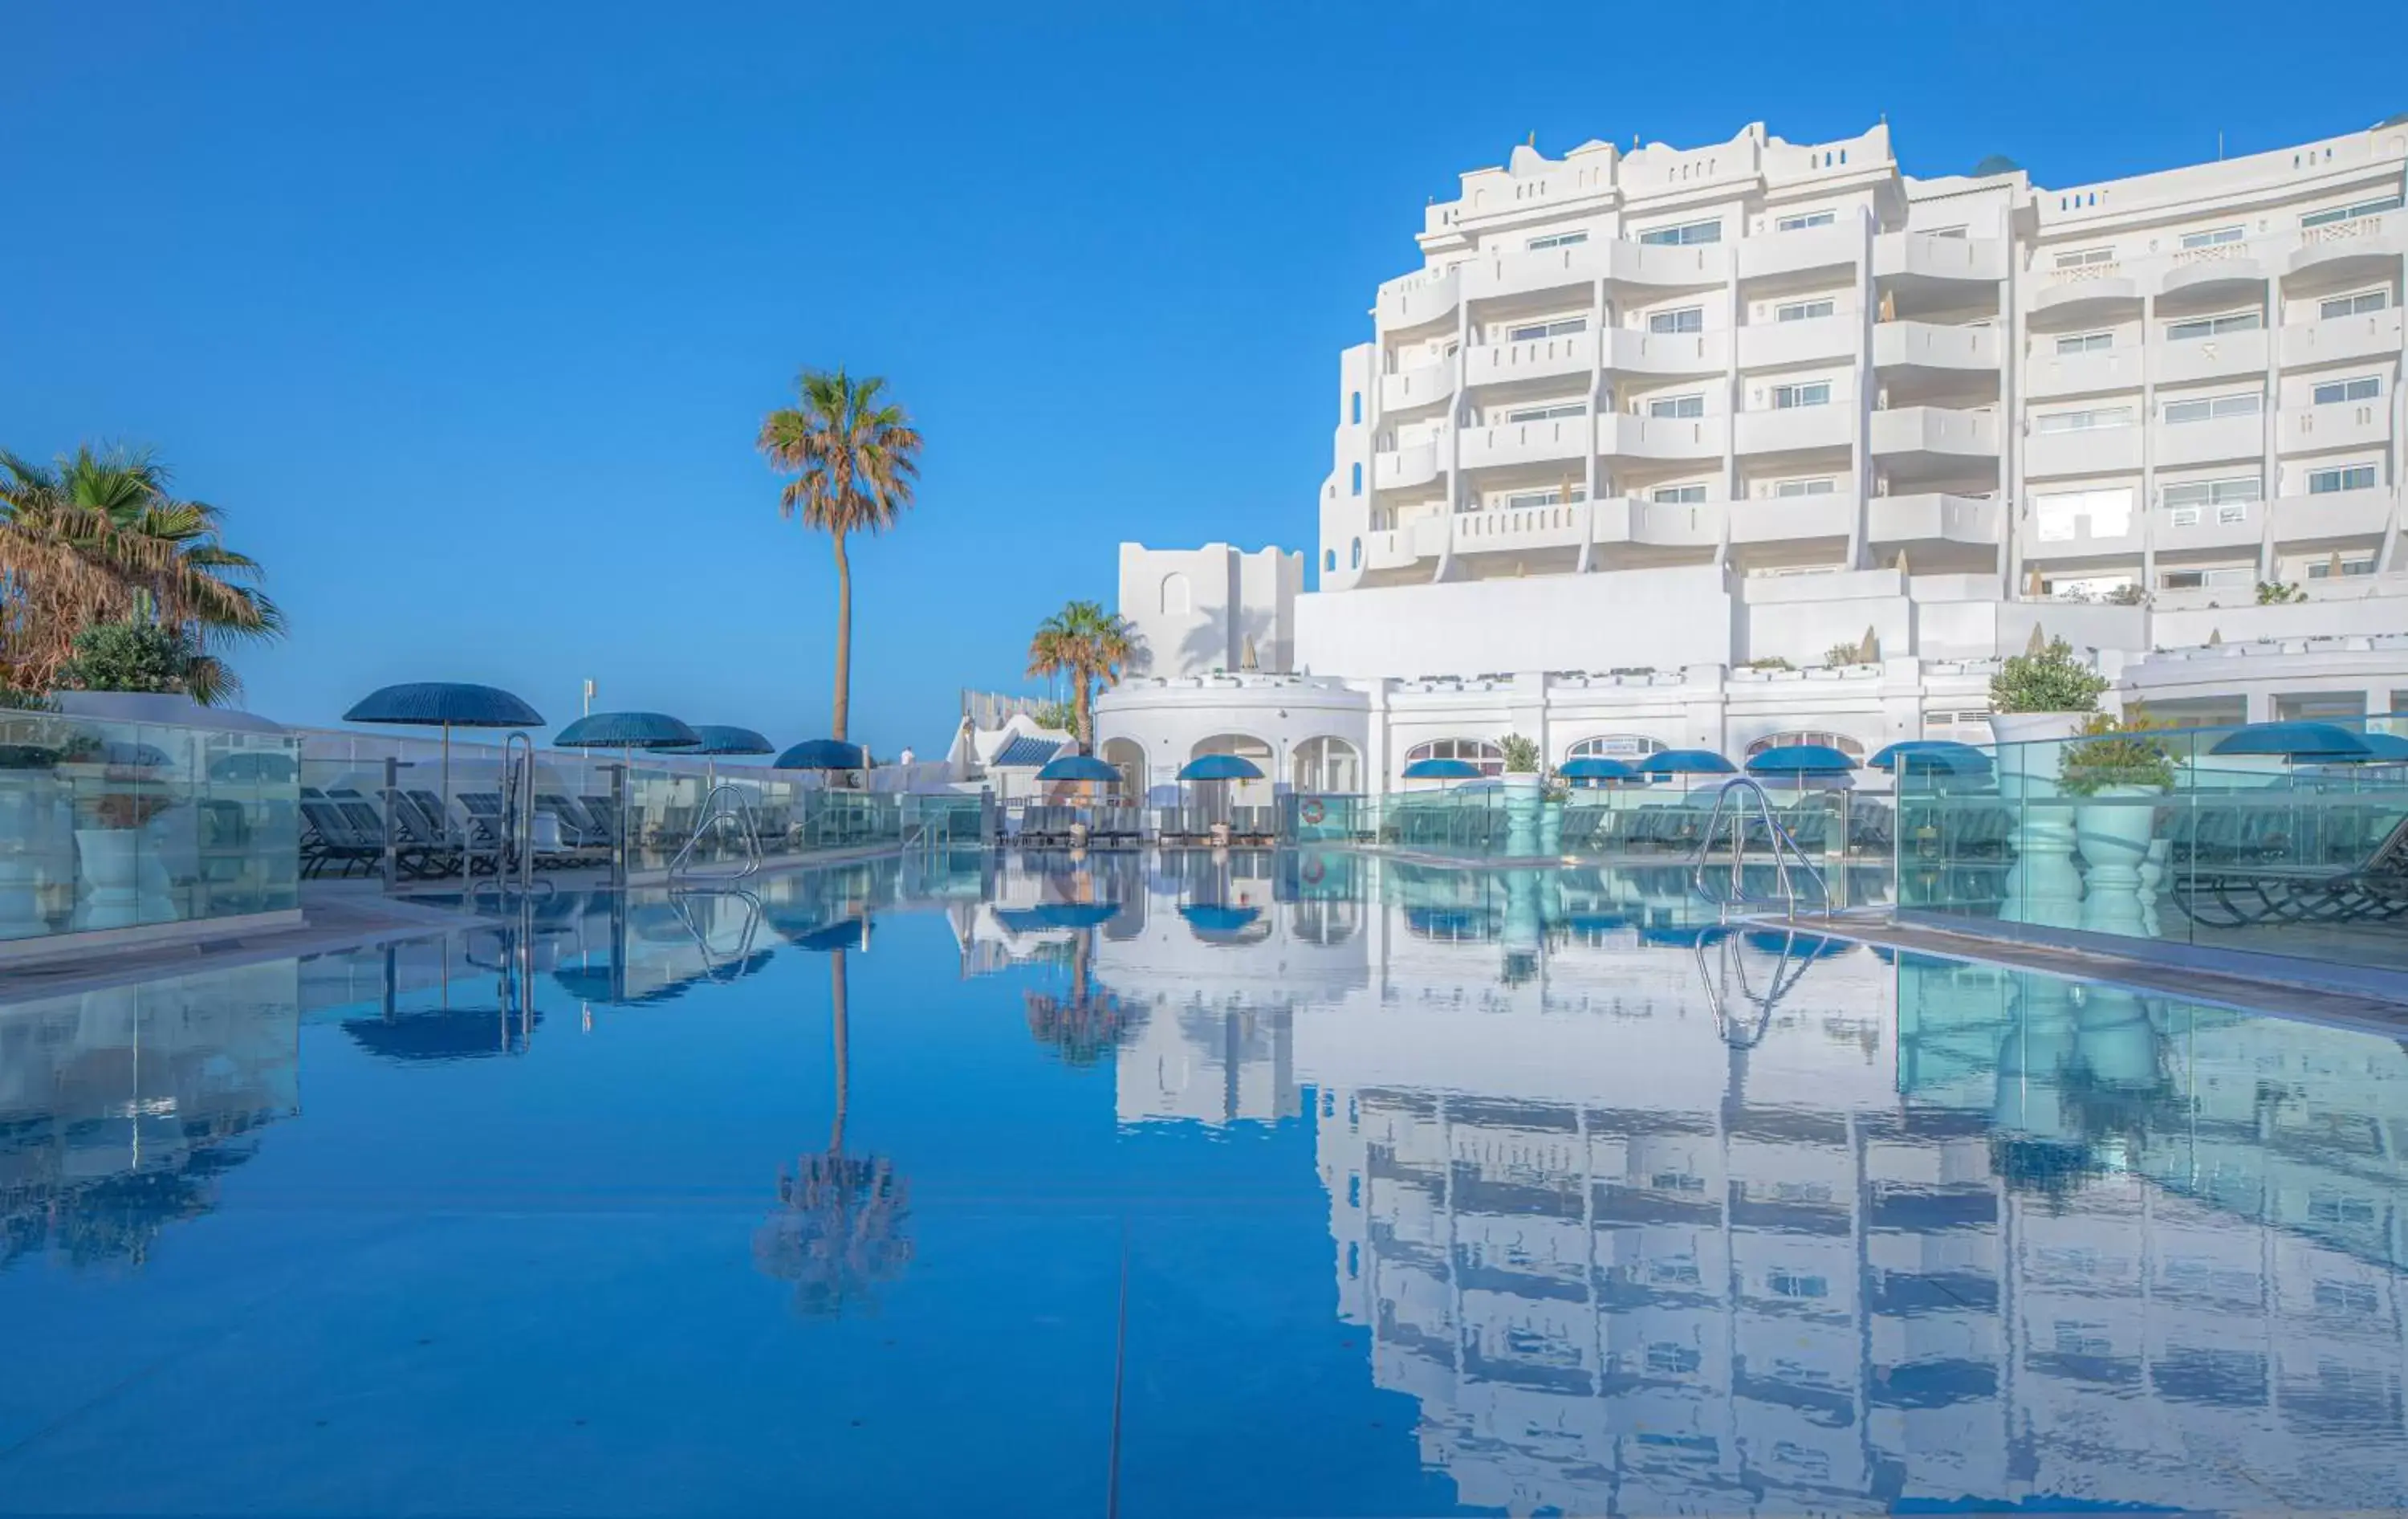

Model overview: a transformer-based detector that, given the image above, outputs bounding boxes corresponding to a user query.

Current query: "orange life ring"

[1301,857,1326,884]
[1299,798,1328,826]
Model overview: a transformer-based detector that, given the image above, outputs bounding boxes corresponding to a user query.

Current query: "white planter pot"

[74,827,147,929]
[2074,785,2162,939]
[0,771,63,938]
[1990,712,2090,928]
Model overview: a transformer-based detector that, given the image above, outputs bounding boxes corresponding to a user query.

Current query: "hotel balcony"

[2268,484,2392,546]
[2152,501,2262,555]
[2156,415,2264,470]
[1601,412,1726,462]
[1871,321,1999,373]
[2279,399,2392,455]
[1738,225,1861,282]
[1377,267,1461,332]
[2024,422,2141,479]
[1594,494,1725,548]
[2022,345,2141,401]
[2020,507,2143,561]
[2028,266,2142,321]
[2157,328,2268,386]
[1869,406,2001,462]
[1737,315,1856,370]
[1873,231,2007,283]
[1374,442,1441,491]
[1452,239,1734,307]
[1380,361,1455,413]
[1735,403,1853,455]
[2280,306,2406,369]
[2155,248,2271,304]
[1458,418,1586,470]
[1359,519,1445,572]
[1728,491,1856,545]
[1448,500,1590,556]
[1466,332,1592,388]
[1867,492,2003,548]
[2284,210,2408,280]
[1604,327,1728,375]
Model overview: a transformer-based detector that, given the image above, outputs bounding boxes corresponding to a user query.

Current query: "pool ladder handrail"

[1692,925,1824,1049]
[469,731,547,906]
[669,782,764,882]
[1688,776,1828,920]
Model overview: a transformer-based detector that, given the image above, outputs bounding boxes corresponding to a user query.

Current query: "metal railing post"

[382,755,400,890]
[608,763,628,888]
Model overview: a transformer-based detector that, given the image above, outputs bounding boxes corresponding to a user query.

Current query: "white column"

[1850,206,1877,570]
[2141,291,2159,591]
[2004,242,2025,601]
[2264,286,2288,579]
[1719,255,1740,574]
[1580,275,1606,572]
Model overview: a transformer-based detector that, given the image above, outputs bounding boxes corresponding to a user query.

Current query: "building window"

[1652,483,1707,503]
[1776,298,1837,323]
[1771,382,1832,409]
[2162,393,2260,424]
[2166,310,2261,341]
[1160,573,1192,615]
[1768,1269,1829,1300]
[2312,376,2382,405]
[1927,225,1969,238]
[2055,332,2113,355]
[1500,486,1586,509]
[2160,567,2251,590]
[1404,738,1506,778]
[1746,731,1866,760]
[1774,478,1837,497]
[2179,226,2244,248]
[1649,393,1706,419]
[2309,464,2379,494]
[1506,316,1585,341]
[2032,487,2134,541]
[1324,548,1336,572]
[2054,246,2114,269]
[1350,462,1362,495]
[1350,390,1362,425]
[1502,401,1584,423]
[2321,289,2390,320]
[1527,230,1588,250]
[2035,405,2133,432]
[2162,477,2260,519]
[1648,305,1704,334]
[1350,537,1362,568]
[1292,735,1362,793]
[1776,210,1837,231]
[2302,194,2405,227]
[2308,557,2377,580]
[1565,734,1666,763]
[1638,218,1722,246]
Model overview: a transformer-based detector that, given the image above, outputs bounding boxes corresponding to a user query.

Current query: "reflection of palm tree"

[1023,931,1133,1066]
[754,949,913,1314]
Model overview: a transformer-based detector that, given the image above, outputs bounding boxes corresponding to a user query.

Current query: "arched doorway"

[1190,733,1275,812]
[1101,738,1147,804]
[1291,736,1362,794]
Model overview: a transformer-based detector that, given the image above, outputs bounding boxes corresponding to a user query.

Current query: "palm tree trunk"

[1074,670,1093,755]
[830,531,853,742]
[829,949,849,1155]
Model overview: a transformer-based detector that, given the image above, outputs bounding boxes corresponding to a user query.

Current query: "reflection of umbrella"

[1559,755,1637,784]
[1743,927,1853,959]
[1639,922,1732,948]
[344,682,546,807]
[1402,756,1481,781]
[1180,902,1262,939]
[1637,748,1735,777]
[996,902,1122,933]
[785,918,871,953]
[1746,744,1858,777]
[343,1006,542,1061]
[2208,720,2372,760]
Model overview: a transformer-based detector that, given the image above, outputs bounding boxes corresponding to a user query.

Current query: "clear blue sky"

[7,2,2403,755]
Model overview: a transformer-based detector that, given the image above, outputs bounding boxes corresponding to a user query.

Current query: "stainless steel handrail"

[669,782,764,882]
[1688,776,1829,918]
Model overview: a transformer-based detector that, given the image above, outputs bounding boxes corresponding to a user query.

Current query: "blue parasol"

[1637,748,1736,776]
[1401,756,1482,780]
[1745,744,1860,777]
[344,682,546,803]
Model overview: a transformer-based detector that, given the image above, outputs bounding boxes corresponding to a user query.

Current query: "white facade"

[1102,116,2408,788]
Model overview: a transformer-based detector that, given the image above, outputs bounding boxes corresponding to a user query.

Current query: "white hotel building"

[1096,116,2408,798]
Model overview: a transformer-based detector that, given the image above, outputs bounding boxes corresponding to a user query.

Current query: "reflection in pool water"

[2,849,2406,1513]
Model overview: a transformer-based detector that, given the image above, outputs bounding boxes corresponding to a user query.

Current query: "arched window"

[1350,391,1363,425]
[1101,737,1148,802]
[1350,462,1364,496]
[1160,572,1192,615]
[1349,537,1362,568]
[1292,736,1361,793]
[1405,738,1506,778]
[1564,734,1667,762]
[1743,730,1867,760]
[1190,733,1275,808]
[1324,548,1336,572]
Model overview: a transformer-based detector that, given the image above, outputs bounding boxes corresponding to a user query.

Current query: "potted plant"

[2060,709,2174,938]
[1987,632,2109,926]
[0,712,67,939]
[1499,733,1543,857]
[57,731,177,929]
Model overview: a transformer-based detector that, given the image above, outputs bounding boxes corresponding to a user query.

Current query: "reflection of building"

[1211,872,2408,1513]
[0,962,299,1269]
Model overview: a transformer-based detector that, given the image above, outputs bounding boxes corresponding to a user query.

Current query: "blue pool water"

[4,850,2407,1515]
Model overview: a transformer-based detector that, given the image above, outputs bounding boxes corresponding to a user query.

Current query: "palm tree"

[0,445,283,700]
[757,370,922,742]
[1025,600,1137,754]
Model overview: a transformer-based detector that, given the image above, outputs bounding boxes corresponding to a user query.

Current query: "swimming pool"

[4,849,2406,1514]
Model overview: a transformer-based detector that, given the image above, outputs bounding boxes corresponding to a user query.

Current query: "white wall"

[1296,565,1736,679]
[1117,543,1303,678]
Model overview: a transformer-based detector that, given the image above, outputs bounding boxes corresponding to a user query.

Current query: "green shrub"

[1499,733,1541,774]
[2060,708,2177,796]
[1988,635,2107,714]
[56,621,197,695]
